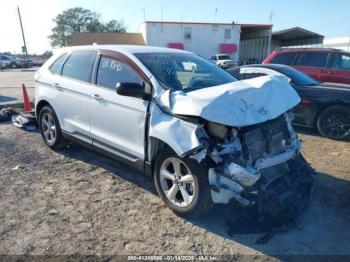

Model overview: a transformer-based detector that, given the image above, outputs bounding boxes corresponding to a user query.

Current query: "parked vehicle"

[210,54,238,69]
[35,46,313,218]
[263,48,350,85]
[0,55,33,68]
[0,61,5,70]
[227,64,350,140]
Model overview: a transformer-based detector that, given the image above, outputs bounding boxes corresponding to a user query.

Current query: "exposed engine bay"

[191,111,314,219]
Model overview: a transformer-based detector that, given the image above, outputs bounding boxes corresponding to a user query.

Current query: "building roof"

[69,32,145,46]
[272,27,324,46]
[272,27,324,41]
[145,21,272,28]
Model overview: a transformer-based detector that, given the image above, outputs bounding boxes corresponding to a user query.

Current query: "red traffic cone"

[22,84,32,112]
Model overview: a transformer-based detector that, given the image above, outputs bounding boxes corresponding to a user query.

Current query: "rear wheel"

[39,105,67,150]
[154,148,213,218]
[316,105,350,140]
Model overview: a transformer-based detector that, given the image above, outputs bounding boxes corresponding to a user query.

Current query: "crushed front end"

[194,112,314,219]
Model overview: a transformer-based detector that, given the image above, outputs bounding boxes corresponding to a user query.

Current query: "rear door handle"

[53,82,61,88]
[91,94,103,100]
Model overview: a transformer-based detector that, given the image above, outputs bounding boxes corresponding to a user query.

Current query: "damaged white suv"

[35,45,313,218]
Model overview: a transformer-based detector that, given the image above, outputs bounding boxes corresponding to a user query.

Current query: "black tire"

[316,105,350,140]
[39,105,67,150]
[154,147,213,218]
[10,62,17,69]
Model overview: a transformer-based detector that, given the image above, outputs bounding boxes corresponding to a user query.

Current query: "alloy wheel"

[320,111,350,139]
[159,157,196,208]
[41,112,57,145]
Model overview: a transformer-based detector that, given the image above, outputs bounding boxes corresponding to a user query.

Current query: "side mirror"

[116,82,150,99]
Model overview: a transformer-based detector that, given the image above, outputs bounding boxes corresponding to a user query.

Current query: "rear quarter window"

[49,53,69,75]
[61,51,96,82]
[270,52,297,65]
[294,52,328,67]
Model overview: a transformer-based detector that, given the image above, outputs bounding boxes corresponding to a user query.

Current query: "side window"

[96,56,142,90]
[62,51,96,82]
[49,53,69,75]
[224,29,231,40]
[184,27,192,41]
[270,52,296,65]
[331,53,350,71]
[294,52,328,67]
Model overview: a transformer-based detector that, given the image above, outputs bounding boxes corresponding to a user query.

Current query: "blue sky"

[1,0,350,54]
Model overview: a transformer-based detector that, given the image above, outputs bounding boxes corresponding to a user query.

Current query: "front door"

[88,52,150,161]
[326,52,350,84]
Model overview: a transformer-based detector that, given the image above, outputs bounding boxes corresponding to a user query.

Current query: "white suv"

[35,45,313,218]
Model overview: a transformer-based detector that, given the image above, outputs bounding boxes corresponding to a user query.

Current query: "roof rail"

[277,47,342,52]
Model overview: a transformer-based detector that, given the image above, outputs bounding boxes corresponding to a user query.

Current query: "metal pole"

[141,8,145,22]
[17,6,28,70]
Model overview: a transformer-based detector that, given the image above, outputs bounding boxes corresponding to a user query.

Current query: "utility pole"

[214,8,218,23]
[17,6,28,70]
[269,10,275,24]
[141,8,145,22]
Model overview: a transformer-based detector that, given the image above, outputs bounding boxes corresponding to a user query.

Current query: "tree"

[103,20,126,33]
[49,7,127,47]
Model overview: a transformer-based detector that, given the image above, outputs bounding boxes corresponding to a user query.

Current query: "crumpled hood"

[160,75,301,127]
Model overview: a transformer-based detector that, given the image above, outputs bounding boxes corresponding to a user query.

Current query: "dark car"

[262,48,350,85]
[227,64,350,140]
[0,55,33,68]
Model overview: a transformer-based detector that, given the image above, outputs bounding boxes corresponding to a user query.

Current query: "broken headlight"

[206,122,228,140]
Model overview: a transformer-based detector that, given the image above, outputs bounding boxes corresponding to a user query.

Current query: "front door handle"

[53,82,61,88]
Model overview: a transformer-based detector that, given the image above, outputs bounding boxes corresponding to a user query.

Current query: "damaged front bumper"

[194,112,313,212]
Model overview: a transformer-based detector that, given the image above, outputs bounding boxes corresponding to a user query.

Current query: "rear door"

[88,51,150,162]
[55,50,96,141]
[293,51,329,81]
[327,52,350,84]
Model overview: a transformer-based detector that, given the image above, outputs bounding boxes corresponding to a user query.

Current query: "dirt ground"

[0,122,349,258]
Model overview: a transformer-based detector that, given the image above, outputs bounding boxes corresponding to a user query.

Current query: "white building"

[139,21,272,63]
[323,37,350,51]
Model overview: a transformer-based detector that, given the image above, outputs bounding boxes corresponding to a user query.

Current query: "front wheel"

[154,148,213,218]
[316,105,350,140]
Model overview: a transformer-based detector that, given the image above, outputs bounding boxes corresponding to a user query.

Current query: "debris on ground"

[12,111,37,131]
[11,165,20,170]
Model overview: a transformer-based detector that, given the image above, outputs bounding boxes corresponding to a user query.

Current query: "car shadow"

[57,143,350,256]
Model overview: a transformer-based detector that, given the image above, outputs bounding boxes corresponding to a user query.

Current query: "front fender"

[149,103,202,156]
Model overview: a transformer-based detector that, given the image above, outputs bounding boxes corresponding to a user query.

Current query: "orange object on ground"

[22,84,32,112]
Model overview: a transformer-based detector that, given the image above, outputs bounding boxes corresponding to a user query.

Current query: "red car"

[263,48,350,84]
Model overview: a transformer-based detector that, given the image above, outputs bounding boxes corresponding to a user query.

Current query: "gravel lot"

[0,122,349,258]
